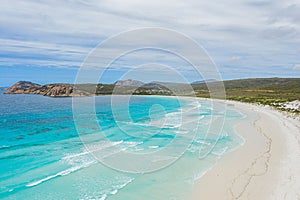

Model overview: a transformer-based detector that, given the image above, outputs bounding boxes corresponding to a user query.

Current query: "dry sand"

[191,100,300,200]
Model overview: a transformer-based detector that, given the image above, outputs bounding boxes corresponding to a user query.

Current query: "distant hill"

[5,78,300,101]
[114,79,144,87]
[192,77,300,103]
[222,78,299,90]
[191,79,217,84]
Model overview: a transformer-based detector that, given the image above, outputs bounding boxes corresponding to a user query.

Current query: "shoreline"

[191,100,300,199]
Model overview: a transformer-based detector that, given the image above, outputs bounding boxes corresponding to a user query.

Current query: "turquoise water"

[0,91,245,199]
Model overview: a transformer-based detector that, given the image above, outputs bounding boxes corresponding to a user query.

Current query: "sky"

[1,0,300,86]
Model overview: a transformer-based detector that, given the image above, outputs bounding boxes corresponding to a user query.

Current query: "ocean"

[0,90,245,199]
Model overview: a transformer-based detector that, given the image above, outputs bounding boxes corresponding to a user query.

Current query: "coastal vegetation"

[193,78,300,114]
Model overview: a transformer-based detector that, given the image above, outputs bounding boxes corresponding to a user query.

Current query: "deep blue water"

[0,91,245,200]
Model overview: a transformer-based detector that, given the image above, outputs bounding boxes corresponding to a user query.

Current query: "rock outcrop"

[5,81,91,97]
[5,81,42,94]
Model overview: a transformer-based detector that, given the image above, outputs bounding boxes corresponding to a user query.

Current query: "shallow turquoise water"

[0,91,245,199]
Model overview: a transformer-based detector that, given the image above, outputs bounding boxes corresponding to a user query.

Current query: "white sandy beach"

[191,100,300,199]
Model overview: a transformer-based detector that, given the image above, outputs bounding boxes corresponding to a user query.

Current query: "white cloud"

[0,0,299,78]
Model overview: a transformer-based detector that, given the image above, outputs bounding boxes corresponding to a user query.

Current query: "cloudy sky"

[1,0,300,86]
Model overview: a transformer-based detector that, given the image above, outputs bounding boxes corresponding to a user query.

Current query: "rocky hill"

[5,81,42,94]
[5,81,91,97]
[5,80,175,97]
